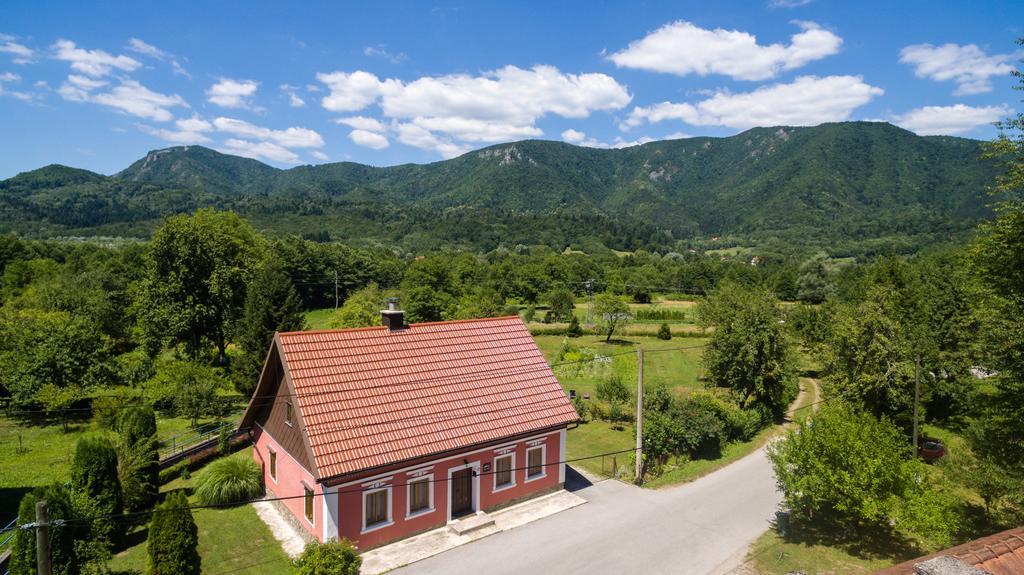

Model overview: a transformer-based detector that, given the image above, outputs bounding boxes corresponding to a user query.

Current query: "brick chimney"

[381,298,406,331]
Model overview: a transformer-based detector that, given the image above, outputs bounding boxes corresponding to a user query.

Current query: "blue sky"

[0,0,1021,178]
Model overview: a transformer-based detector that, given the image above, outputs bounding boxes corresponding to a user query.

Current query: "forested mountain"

[0,122,997,255]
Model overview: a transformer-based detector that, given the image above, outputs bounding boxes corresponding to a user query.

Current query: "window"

[494,455,514,490]
[269,449,277,482]
[408,478,431,515]
[526,446,545,480]
[303,485,314,523]
[365,489,389,529]
[285,401,293,426]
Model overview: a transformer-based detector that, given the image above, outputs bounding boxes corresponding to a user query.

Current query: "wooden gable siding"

[244,337,318,476]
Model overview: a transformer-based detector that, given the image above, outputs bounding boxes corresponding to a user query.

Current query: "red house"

[239,307,579,550]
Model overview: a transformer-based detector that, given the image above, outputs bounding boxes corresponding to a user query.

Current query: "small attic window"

[285,401,293,426]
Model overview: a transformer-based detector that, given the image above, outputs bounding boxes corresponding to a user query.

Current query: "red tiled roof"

[276,316,578,480]
[874,526,1024,575]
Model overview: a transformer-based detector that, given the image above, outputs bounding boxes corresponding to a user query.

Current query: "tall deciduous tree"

[593,293,631,342]
[233,258,305,393]
[699,282,797,416]
[134,209,265,362]
[968,42,1024,502]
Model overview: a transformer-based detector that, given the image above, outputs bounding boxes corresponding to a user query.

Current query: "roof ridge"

[278,315,523,337]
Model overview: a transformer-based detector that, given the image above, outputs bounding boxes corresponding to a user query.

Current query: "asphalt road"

[391,445,782,575]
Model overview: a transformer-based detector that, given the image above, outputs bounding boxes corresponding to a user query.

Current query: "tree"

[234,258,305,394]
[0,309,113,408]
[593,293,631,342]
[10,484,81,575]
[148,490,200,575]
[292,539,361,575]
[117,407,159,513]
[403,284,456,323]
[146,361,228,427]
[134,209,265,362]
[967,46,1024,500]
[36,383,84,433]
[328,283,387,329]
[698,282,797,416]
[767,404,915,525]
[71,435,124,548]
[797,255,832,304]
[657,322,672,340]
[596,373,631,421]
[545,288,576,322]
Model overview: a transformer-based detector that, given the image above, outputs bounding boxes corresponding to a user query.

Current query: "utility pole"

[585,278,595,325]
[334,270,339,310]
[913,355,921,453]
[36,500,51,575]
[635,348,644,484]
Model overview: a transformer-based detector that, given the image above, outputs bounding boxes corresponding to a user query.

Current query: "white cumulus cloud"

[349,129,390,150]
[609,20,841,81]
[125,38,167,59]
[52,39,140,77]
[334,116,386,132]
[139,115,214,143]
[60,77,186,121]
[212,117,324,148]
[623,75,883,130]
[281,84,305,107]
[895,103,1010,135]
[318,64,630,156]
[206,78,260,109]
[221,138,300,164]
[560,128,654,149]
[0,34,35,64]
[900,43,1015,96]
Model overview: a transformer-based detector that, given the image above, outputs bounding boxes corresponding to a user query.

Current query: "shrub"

[523,305,536,323]
[657,322,672,340]
[767,404,914,524]
[11,484,81,575]
[147,490,200,575]
[71,435,124,546]
[566,315,583,337]
[571,394,588,422]
[193,453,263,506]
[292,539,361,575]
[159,460,189,485]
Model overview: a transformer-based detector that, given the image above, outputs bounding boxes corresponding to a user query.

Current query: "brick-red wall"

[253,425,322,541]
[333,429,564,550]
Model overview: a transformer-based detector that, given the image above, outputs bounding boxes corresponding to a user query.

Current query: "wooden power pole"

[913,355,921,453]
[36,500,51,575]
[334,270,339,310]
[635,348,644,484]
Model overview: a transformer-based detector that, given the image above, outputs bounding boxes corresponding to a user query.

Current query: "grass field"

[304,307,335,330]
[110,447,292,575]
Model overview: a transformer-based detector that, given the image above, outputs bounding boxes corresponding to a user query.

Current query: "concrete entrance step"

[448,511,495,535]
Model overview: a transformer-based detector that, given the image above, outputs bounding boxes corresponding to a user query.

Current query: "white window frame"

[405,475,435,519]
[268,448,277,484]
[361,485,393,534]
[492,453,516,493]
[525,445,547,482]
[301,482,315,526]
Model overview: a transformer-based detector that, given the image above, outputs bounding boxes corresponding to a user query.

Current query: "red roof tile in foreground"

[874,526,1024,575]
[276,316,578,480]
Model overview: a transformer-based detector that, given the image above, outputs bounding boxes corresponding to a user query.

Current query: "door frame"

[446,461,480,521]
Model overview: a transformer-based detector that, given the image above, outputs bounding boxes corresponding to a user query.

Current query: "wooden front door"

[451,468,473,518]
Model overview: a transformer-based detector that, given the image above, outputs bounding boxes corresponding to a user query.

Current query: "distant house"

[874,525,1023,575]
[239,306,579,550]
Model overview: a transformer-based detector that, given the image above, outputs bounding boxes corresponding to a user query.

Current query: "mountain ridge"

[0,122,997,255]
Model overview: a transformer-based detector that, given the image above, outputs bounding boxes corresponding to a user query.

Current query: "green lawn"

[566,420,636,480]
[110,448,291,575]
[304,307,335,330]
[534,334,709,403]
[747,526,910,575]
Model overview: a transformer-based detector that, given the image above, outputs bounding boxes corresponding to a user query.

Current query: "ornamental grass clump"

[193,453,263,506]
